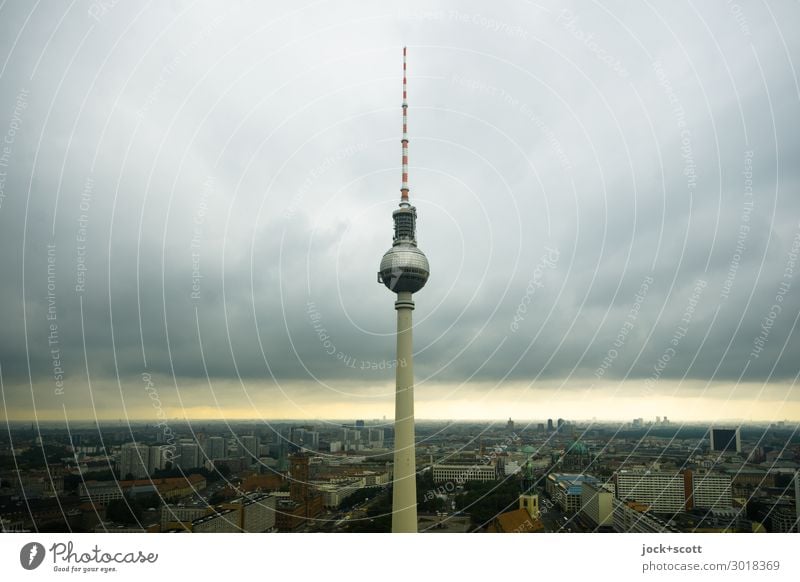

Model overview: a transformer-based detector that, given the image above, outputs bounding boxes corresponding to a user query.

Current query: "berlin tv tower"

[377,47,429,533]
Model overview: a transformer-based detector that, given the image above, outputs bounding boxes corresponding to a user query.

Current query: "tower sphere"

[379,242,429,293]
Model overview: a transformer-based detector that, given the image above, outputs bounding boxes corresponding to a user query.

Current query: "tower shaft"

[392,291,417,532]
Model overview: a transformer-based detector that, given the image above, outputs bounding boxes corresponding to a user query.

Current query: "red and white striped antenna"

[400,46,410,205]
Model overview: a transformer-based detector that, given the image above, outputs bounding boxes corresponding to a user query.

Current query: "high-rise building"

[368,428,385,448]
[547,419,554,433]
[557,418,565,431]
[306,431,320,451]
[377,47,430,533]
[240,435,260,462]
[709,427,741,453]
[615,470,685,513]
[342,427,362,451]
[119,442,150,479]
[207,436,227,460]
[615,469,732,513]
[685,470,732,511]
[148,445,169,474]
[175,442,200,470]
[290,426,318,451]
[581,481,615,528]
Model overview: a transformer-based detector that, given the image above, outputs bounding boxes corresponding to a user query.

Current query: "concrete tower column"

[392,291,416,532]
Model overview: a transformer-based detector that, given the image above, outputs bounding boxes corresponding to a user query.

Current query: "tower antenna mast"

[401,46,409,205]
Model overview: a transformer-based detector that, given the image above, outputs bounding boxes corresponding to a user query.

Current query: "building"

[232,494,276,533]
[175,442,200,470]
[161,505,210,531]
[546,473,606,513]
[709,427,741,454]
[240,435,260,462]
[615,469,732,514]
[148,445,170,475]
[519,493,539,520]
[367,428,385,448]
[581,481,614,528]
[206,436,227,460]
[190,494,276,533]
[432,463,498,484]
[314,479,366,508]
[796,470,799,533]
[78,481,123,504]
[118,442,150,479]
[686,470,732,511]
[304,431,320,451]
[191,509,239,533]
[615,470,685,513]
[547,419,554,433]
[376,46,431,534]
[560,440,592,471]
[612,499,679,533]
[342,427,361,451]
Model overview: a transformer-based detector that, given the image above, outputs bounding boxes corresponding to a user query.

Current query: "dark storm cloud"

[0,0,799,419]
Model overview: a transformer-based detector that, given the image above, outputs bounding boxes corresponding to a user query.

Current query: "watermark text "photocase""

[557,10,629,78]
[510,247,559,333]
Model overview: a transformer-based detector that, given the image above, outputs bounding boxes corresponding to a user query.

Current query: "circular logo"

[19,542,46,570]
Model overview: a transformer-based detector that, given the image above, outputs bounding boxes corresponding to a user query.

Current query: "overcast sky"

[0,0,799,425]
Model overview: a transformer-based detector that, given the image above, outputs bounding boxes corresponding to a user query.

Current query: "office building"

[709,427,741,454]
[581,481,615,528]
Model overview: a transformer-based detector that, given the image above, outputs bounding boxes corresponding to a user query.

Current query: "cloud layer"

[0,0,799,422]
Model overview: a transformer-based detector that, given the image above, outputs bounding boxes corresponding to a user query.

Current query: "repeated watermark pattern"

[452,75,573,170]
[557,9,630,78]
[141,373,176,462]
[400,8,529,39]
[594,275,654,378]
[74,176,94,294]
[306,301,406,370]
[720,151,754,300]
[510,247,559,333]
[653,61,697,193]
[0,88,29,212]
[46,244,65,396]
[749,223,800,360]
[644,279,707,393]
[284,142,367,220]
[190,176,214,302]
